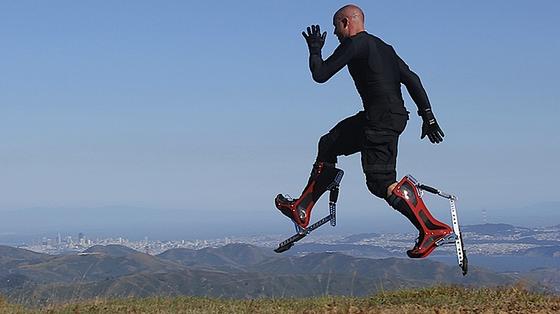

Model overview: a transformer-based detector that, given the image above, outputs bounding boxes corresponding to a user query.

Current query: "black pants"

[316,108,408,199]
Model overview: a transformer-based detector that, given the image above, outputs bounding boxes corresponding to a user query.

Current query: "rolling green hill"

[157,243,275,272]
[0,243,554,307]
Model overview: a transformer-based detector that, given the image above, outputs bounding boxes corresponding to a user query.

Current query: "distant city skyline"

[1,2,559,237]
[9,222,560,275]
[1,201,559,244]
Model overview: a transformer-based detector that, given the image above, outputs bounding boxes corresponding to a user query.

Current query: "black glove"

[302,24,326,55]
[419,108,445,144]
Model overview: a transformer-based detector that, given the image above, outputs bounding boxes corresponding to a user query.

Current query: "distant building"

[78,233,85,246]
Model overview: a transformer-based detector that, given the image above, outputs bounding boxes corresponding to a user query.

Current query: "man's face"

[333,15,348,43]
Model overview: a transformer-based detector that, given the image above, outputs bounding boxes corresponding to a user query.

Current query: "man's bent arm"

[309,39,355,83]
[398,55,432,112]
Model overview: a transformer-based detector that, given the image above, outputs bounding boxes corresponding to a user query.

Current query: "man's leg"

[361,127,401,199]
[361,124,451,258]
[276,112,365,228]
[386,176,452,257]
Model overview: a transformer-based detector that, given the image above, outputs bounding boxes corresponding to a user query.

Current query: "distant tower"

[482,209,488,224]
[144,236,149,254]
[78,233,85,246]
[57,233,62,246]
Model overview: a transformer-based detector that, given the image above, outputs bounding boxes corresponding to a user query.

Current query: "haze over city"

[1,1,559,241]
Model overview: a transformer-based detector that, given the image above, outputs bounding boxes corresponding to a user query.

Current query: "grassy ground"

[2,286,560,313]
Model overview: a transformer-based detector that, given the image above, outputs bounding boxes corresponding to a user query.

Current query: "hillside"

[0,243,555,307]
[0,246,51,274]
[1,286,559,313]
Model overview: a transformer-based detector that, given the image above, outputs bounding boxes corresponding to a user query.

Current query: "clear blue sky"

[1,1,559,238]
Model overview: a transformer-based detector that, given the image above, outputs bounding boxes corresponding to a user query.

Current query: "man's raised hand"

[302,24,327,55]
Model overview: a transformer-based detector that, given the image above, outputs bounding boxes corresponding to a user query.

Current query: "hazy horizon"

[1,201,559,244]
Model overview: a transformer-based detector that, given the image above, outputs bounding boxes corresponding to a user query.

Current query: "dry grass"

[2,286,559,313]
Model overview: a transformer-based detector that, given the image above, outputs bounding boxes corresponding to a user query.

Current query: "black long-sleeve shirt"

[309,31,431,115]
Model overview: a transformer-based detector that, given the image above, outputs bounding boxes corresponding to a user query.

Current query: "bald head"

[335,4,364,24]
[333,4,365,42]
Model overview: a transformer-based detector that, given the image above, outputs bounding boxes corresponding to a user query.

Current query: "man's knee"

[318,133,333,152]
[366,177,392,199]
[317,133,338,164]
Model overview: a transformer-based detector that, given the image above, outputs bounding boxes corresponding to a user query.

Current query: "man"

[275,4,451,258]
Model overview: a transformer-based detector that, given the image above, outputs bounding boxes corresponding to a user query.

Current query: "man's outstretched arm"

[398,56,445,144]
[303,25,354,83]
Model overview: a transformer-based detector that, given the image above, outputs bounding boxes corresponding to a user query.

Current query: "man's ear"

[342,17,349,28]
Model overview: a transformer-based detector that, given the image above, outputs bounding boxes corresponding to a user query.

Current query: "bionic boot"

[387,175,452,258]
[275,162,344,228]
